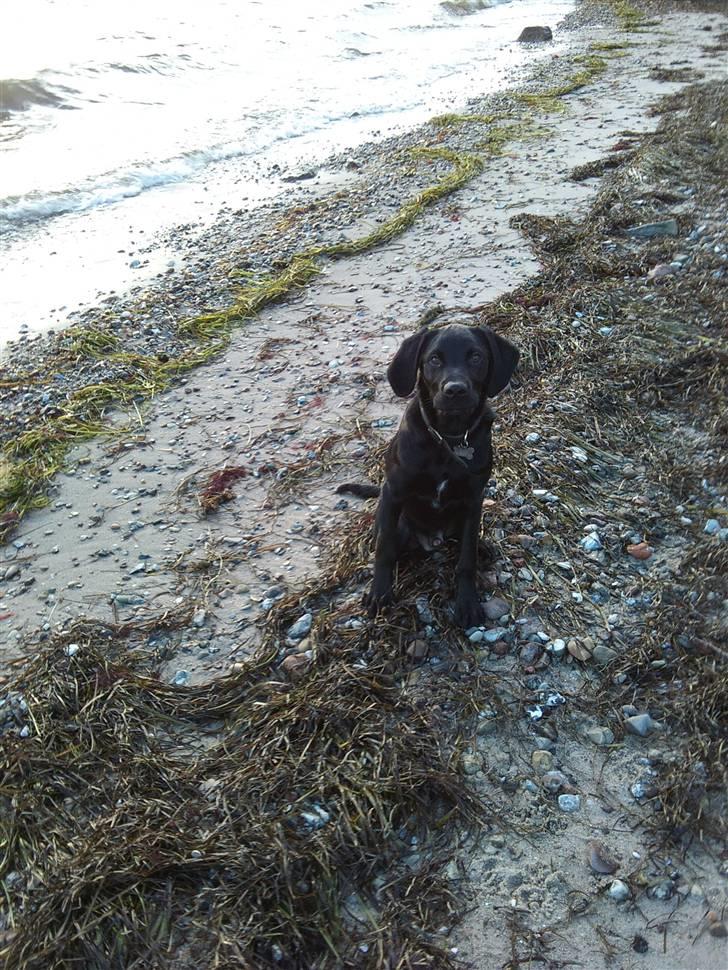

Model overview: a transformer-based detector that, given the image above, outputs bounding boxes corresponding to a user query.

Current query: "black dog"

[340,321,519,628]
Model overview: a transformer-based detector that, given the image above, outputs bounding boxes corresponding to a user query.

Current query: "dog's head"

[387,323,519,420]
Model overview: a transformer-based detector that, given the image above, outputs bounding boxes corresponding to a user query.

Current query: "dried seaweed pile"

[0,532,515,970]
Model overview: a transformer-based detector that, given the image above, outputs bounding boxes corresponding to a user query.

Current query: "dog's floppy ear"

[476,326,520,397]
[386,327,432,397]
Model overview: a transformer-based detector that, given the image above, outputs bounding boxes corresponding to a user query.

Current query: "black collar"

[417,392,490,470]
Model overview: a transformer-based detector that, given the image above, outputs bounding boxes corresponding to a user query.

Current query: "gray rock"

[592,644,618,666]
[518,25,553,42]
[625,219,679,239]
[585,726,614,746]
[609,879,630,902]
[483,626,509,644]
[287,613,312,640]
[441,0,489,14]
[483,597,509,620]
[624,713,661,737]
[542,770,568,794]
[2,564,20,581]
[704,518,720,535]
[531,750,553,774]
[558,794,581,813]
[580,534,602,552]
[173,670,190,686]
[192,609,207,628]
[649,880,675,901]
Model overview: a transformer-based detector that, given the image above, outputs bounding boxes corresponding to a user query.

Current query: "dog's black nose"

[443,380,468,398]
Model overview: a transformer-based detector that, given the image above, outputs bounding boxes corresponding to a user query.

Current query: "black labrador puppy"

[341,321,519,628]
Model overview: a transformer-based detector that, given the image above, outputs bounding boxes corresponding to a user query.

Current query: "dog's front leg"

[454,508,485,628]
[364,482,401,616]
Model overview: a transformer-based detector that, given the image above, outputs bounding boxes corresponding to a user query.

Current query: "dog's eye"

[428,354,442,367]
[470,351,482,363]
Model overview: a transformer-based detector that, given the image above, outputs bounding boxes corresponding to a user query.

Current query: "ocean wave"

[0,78,73,114]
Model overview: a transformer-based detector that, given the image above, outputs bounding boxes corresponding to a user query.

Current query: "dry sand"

[1,2,727,968]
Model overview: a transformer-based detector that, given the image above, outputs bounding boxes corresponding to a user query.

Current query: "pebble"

[2,564,20,581]
[483,597,509,620]
[648,880,674,901]
[525,432,541,444]
[591,644,618,666]
[64,643,80,658]
[624,713,661,737]
[585,726,614,746]
[708,921,727,939]
[192,609,206,628]
[173,670,190,686]
[483,626,509,644]
[531,750,554,774]
[547,638,566,658]
[625,219,678,238]
[627,542,653,560]
[280,653,310,680]
[542,770,568,794]
[287,613,312,640]
[704,518,720,535]
[608,879,630,902]
[558,794,581,813]
[580,535,602,552]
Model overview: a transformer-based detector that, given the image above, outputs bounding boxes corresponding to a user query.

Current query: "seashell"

[586,839,618,874]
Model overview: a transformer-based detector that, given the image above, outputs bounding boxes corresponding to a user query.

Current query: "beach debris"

[586,840,618,874]
[625,219,678,238]
[542,771,568,794]
[609,880,630,902]
[198,466,248,515]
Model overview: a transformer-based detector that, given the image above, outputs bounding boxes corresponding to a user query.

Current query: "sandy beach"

[1,1,727,966]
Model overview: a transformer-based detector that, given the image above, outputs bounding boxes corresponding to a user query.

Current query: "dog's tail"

[335,482,381,499]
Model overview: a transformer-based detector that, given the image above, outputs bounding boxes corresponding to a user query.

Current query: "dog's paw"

[454,595,485,630]
[363,585,394,618]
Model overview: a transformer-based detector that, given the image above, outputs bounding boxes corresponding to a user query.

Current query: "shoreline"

[0,1,727,966]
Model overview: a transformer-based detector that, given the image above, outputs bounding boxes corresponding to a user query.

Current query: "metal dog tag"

[453,445,474,461]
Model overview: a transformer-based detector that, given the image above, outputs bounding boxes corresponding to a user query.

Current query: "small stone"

[627,542,653,560]
[648,879,674,901]
[624,714,661,737]
[64,643,80,657]
[567,639,592,662]
[525,432,541,444]
[2,564,20,581]
[483,627,509,644]
[407,639,428,660]
[647,263,678,282]
[483,597,509,620]
[704,518,720,535]
[542,770,568,794]
[558,794,581,813]
[592,644,618,666]
[708,922,727,939]
[173,670,190,686]
[192,609,206,628]
[281,654,310,681]
[520,642,542,666]
[580,535,602,552]
[621,463,637,479]
[531,750,554,774]
[287,613,312,640]
[609,880,630,902]
[468,629,485,643]
[585,726,614,746]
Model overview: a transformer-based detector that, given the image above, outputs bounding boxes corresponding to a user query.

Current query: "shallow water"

[0,0,573,346]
